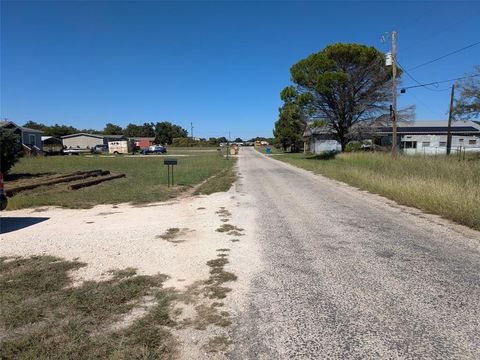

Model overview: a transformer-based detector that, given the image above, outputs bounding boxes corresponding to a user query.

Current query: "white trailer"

[108,140,133,155]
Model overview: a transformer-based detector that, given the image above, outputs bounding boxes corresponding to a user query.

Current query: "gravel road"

[231,147,480,359]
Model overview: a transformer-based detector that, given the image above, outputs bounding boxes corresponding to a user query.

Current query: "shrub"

[0,128,23,174]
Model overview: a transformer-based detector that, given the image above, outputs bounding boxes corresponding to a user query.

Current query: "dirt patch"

[96,211,120,216]
[216,207,232,218]
[227,230,244,236]
[156,228,190,243]
[216,224,243,233]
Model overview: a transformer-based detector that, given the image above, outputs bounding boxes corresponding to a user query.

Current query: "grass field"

[262,149,480,230]
[5,148,236,209]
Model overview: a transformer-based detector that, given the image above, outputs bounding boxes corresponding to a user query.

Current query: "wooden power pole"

[391,31,398,158]
[446,84,455,155]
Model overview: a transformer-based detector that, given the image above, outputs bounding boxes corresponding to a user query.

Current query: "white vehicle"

[108,140,133,155]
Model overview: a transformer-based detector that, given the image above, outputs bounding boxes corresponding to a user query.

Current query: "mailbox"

[164,159,178,165]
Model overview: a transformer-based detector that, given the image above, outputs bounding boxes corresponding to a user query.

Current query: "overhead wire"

[407,41,480,71]
[397,61,449,92]
[399,74,479,91]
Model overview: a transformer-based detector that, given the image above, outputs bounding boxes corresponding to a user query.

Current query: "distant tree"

[208,137,218,146]
[284,43,399,150]
[79,128,103,135]
[217,137,228,143]
[234,137,243,143]
[22,121,81,137]
[453,65,480,119]
[44,124,79,138]
[123,123,155,137]
[273,102,305,152]
[103,123,123,135]
[23,121,47,132]
[0,129,23,174]
[154,122,188,145]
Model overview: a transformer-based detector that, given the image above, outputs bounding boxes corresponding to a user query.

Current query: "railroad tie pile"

[5,170,126,196]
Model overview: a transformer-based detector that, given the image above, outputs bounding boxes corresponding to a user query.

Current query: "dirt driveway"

[1,183,260,358]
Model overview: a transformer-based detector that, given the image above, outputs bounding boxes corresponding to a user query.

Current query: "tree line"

[274,42,479,152]
[21,120,269,146]
[22,120,189,145]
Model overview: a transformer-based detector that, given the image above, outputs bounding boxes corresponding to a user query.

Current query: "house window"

[468,139,477,145]
[459,138,464,143]
[439,142,447,147]
[422,141,431,147]
[29,134,36,145]
[402,141,417,149]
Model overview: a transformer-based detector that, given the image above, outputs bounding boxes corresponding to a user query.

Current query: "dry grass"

[0,256,177,359]
[274,151,480,230]
[156,227,189,243]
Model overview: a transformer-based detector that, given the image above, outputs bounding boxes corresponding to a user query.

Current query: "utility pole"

[391,30,398,158]
[190,122,194,139]
[446,84,455,155]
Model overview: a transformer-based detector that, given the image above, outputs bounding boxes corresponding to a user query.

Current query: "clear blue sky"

[2,1,479,139]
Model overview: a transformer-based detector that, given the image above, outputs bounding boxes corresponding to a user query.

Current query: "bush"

[0,129,23,174]
[345,140,371,152]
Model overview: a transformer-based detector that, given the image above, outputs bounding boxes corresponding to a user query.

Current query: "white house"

[375,120,480,155]
[304,120,480,155]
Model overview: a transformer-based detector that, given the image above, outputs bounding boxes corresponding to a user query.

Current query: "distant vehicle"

[93,144,108,154]
[108,140,133,155]
[142,145,167,154]
[0,173,7,211]
[63,148,92,155]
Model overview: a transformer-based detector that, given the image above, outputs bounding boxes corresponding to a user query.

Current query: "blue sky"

[2,1,479,139]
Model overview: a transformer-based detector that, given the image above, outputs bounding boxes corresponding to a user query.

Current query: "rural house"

[375,120,480,155]
[61,133,127,149]
[0,120,43,154]
[304,120,480,155]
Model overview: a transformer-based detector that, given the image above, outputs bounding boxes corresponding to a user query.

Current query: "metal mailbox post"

[164,159,178,187]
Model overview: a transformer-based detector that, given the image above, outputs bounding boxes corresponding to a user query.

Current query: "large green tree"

[453,65,480,119]
[103,123,123,135]
[123,123,155,137]
[0,129,23,174]
[154,122,188,145]
[273,100,305,151]
[283,43,397,150]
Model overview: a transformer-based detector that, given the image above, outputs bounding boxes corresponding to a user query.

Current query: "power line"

[397,61,447,92]
[407,41,480,71]
[399,74,479,91]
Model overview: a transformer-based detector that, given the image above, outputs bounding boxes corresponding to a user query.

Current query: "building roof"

[129,137,155,141]
[0,120,43,133]
[375,120,480,135]
[305,120,480,137]
[61,133,105,139]
[61,133,127,139]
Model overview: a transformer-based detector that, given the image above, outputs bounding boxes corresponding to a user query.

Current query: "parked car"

[0,173,7,211]
[92,144,108,154]
[142,145,167,154]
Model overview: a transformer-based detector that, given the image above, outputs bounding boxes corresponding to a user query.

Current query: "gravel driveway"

[231,147,480,359]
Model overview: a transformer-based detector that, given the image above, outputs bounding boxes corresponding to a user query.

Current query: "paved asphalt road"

[231,147,480,359]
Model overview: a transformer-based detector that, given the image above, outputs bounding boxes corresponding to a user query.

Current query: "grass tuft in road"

[0,256,177,359]
[269,151,480,230]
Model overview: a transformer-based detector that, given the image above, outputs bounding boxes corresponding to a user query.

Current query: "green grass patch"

[0,256,177,359]
[5,149,232,209]
[193,158,237,195]
[269,151,480,230]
